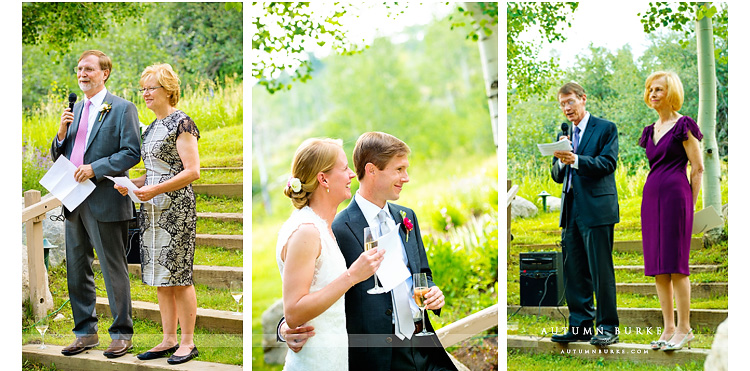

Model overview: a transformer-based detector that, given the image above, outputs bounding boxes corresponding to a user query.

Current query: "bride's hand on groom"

[421,286,445,311]
[347,248,385,284]
[282,321,315,353]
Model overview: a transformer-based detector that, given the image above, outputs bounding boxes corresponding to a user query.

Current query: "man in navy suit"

[550,82,620,346]
[280,132,456,370]
[51,50,141,358]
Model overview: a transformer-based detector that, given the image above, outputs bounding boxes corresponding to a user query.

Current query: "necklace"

[655,116,679,133]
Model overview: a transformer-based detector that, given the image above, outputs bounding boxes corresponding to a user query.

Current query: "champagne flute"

[364,227,386,294]
[35,314,49,349]
[413,273,434,336]
[229,281,243,315]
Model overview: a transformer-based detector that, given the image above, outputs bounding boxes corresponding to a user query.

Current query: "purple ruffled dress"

[639,116,703,276]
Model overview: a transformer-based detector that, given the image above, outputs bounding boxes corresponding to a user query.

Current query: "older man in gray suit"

[50,50,141,358]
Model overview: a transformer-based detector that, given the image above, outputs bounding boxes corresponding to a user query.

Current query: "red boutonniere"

[400,210,414,242]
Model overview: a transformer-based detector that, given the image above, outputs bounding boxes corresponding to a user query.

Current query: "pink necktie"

[70,100,92,167]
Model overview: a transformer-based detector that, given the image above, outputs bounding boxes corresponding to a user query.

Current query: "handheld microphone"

[68,93,77,111]
[561,122,569,137]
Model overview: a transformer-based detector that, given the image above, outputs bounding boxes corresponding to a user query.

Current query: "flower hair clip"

[287,177,302,193]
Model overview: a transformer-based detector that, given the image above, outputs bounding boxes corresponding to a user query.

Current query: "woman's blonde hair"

[140,63,181,107]
[284,138,343,209]
[644,71,684,111]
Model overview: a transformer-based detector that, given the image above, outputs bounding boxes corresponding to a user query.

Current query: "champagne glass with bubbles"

[35,313,49,349]
[364,227,386,294]
[230,281,243,315]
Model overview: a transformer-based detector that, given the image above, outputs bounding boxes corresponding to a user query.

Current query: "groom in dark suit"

[550,82,620,346]
[50,50,141,358]
[281,132,456,370]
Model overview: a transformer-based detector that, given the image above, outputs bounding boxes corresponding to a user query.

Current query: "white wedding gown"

[276,206,349,370]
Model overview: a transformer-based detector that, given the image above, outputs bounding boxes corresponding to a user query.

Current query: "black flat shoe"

[167,346,199,365]
[551,331,592,343]
[137,344,180,360]
[590,328,619,346]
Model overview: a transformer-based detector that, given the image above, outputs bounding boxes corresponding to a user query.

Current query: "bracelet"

[276,318,287,343]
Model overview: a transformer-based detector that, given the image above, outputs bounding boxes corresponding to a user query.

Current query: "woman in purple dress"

[639,71,703,351]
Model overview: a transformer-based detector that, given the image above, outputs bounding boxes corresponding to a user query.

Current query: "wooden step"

[23,344,242,370]
[617,282,727,299]
[93,262,242,289]
[507,335,708,366]
[193,184,242,198]
[96,298,242,334]
[197,212,243,223]
[507,306,727,331]
[614,265,722,274]
[514,238,703,254]
[197,234,243,250]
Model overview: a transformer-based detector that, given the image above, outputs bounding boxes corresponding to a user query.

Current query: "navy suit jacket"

[50,91,141,222]
[550,114,620,228]
[332,199,453,370]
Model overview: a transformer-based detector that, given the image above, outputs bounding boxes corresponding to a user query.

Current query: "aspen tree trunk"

[465,2,498,148]
[696,3,722,241]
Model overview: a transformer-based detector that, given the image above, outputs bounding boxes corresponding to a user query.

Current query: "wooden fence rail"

[22,190,60,318]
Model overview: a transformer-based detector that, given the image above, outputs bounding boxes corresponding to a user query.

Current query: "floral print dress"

[139,110,200,286]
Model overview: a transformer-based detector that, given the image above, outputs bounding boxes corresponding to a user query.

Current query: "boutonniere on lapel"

[399,210,414,242]
[97,102,112,122]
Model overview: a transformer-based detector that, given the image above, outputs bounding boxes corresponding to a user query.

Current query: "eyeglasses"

[559,99,579,108]
[75,66,100,74]
[139,86,163,93]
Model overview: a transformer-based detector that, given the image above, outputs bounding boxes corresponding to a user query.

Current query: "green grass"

[197,194,243,213]
[251,221,283,371]
[197,219,243,235]
[194,246,243,267]
[507,350,704,370]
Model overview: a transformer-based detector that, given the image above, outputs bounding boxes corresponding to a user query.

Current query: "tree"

[251,2,362,94]
[22,3,146,61]
[639,2,726,240]
[456,2,499,147]
[506,2,578,104]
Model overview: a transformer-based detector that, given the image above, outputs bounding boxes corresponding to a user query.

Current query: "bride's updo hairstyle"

[284,138,343,209]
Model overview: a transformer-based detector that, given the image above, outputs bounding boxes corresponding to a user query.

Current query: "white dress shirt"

[354,192,420,318]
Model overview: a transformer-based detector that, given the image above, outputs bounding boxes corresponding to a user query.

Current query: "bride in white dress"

[276,138,384,370]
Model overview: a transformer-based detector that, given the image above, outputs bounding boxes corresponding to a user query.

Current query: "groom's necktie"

[377,210,415,340]
[565,125,581,193]
[70,100,92,167]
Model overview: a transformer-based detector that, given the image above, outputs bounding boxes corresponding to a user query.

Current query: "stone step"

[617,282,727,299]
[507,335,709,366]
[507,306,727,331]
[197,212,243,223]
[93,262,242,289]
[514,238,703,254]
[193,184,242,198]
[614,264,722,274]
[96,298,242,334]
[197,234,243,250]
[22,344,242,370]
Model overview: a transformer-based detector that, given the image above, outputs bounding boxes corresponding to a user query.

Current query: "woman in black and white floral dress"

[114,63,200,364]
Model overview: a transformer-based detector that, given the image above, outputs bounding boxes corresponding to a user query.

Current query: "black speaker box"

[519,252,564,307]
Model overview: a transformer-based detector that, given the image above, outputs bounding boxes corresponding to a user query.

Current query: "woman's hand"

[113,184,128,196]
[282,321,315,353]
[347,248,385,284]
[133,184,160,202]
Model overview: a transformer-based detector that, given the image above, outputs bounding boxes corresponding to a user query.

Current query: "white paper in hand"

[105,176,152,204]
[537,139,573,156]
[692,205,724,235]
[39,156,96,212]
[372,223,411,292]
